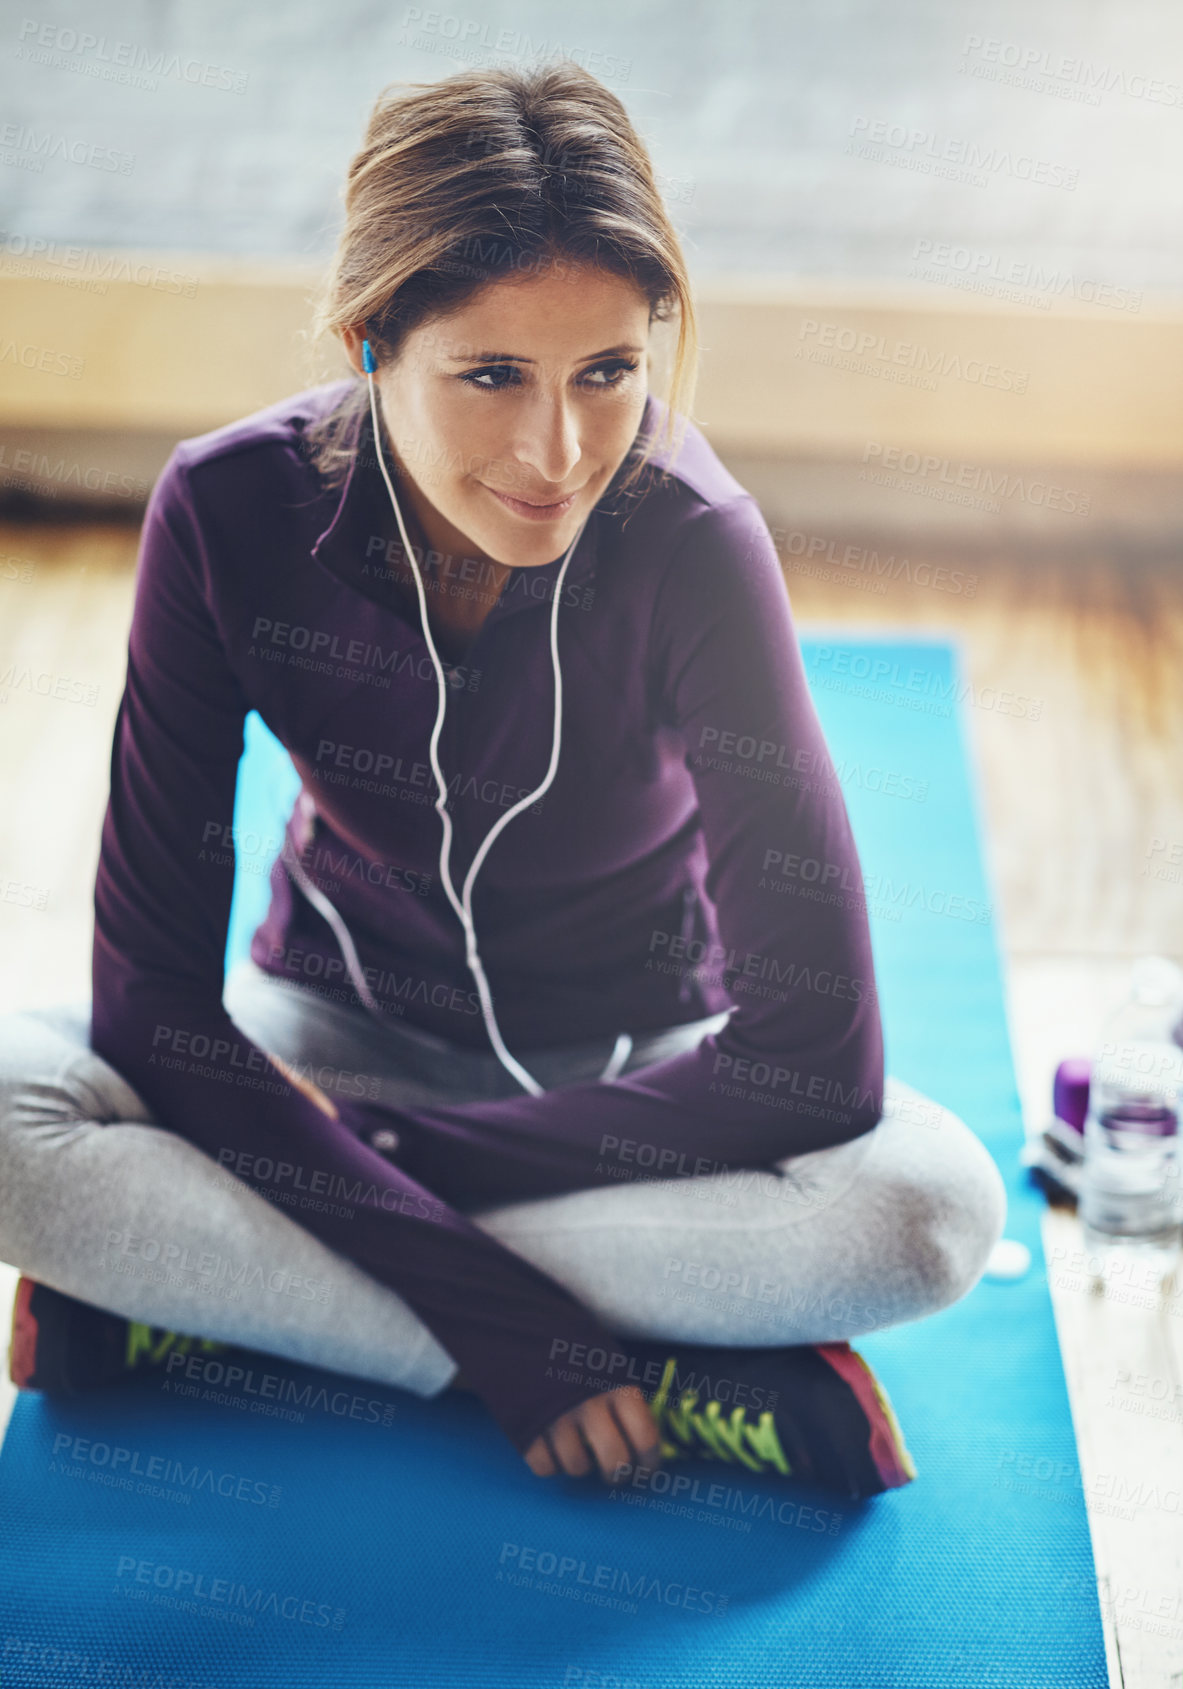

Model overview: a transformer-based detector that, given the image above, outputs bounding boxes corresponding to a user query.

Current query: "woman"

[0,61,1006,1498]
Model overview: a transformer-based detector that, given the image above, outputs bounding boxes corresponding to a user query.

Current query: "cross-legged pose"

[0,60,1006,1499]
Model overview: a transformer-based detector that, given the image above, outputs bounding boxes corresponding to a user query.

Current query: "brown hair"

[300,58,698,504]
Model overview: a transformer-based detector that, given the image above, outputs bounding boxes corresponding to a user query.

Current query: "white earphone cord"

[281,372,633,1095]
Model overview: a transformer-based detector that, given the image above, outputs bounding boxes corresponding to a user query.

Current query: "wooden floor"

[1,512,1181,1686]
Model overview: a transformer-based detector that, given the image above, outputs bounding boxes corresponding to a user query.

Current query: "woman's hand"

[525,1384,665,1484]
[265,1050,340,1120]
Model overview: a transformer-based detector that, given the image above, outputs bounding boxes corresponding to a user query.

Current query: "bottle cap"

[984,1238,1032,1281]
[1053,1057,1091,1134]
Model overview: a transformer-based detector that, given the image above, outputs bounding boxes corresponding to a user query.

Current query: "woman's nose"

[512,390,582,487]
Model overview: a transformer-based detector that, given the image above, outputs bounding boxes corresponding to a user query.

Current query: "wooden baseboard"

[4,256,1183,454]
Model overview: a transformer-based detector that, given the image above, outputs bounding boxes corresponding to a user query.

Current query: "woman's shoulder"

[612,393,766,546]
[606,393,772,578]
[165,378,355,489]
[637,392,750,510]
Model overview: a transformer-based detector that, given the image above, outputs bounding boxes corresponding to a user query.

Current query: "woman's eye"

[580,360,639,387]
[461,365,520,391]
[459,360,638,392]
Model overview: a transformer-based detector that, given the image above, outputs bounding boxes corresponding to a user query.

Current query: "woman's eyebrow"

[443,343,645,363]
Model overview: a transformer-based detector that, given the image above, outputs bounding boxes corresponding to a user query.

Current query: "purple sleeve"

[378,496,886,1209]
[89,449,637,1454]
[91,444,307,1131]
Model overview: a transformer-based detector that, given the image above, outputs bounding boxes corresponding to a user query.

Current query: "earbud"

[362,338,376,375]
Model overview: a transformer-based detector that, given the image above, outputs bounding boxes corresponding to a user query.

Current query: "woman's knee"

[882,1093,1008,1314]
[0,1004,152,1140]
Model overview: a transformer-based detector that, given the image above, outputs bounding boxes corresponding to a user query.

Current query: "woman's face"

[343,263,652,568]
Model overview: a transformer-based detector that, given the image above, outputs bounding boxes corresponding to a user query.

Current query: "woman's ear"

[341,322,367,377]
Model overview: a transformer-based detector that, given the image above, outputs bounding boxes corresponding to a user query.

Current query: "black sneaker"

[8,1276,228,1394]
[641,1338,917,1500]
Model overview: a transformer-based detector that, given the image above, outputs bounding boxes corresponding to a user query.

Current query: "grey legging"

[0,956,1007,1399]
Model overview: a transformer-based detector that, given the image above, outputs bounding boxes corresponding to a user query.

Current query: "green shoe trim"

[648,1355,794,1477]
[124,1323,229,1369]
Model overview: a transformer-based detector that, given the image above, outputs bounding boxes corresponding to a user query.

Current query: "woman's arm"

[90,444,346,1149]
[354,493,885,1209]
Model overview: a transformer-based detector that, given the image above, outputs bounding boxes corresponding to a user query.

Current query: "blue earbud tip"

[362,339,376,374]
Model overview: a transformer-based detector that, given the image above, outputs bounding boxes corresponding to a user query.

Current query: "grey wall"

[2,0,1180,294]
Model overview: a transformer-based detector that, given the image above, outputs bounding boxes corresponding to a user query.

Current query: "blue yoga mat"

[0,637,1106,1687]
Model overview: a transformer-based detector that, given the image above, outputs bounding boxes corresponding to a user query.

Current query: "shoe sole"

[815,1341,917,1491]
[8,1277,44,1392]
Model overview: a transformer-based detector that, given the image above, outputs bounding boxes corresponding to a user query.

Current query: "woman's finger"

[608,1389,664,1470]
[524,1431,558,1477]
[575,1398,634,1483]
[546,1410,595,1478]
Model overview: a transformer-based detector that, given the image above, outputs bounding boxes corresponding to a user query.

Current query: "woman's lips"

[482,483,579,521]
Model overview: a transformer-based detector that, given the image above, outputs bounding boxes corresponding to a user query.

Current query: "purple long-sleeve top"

[91,378,884,1454]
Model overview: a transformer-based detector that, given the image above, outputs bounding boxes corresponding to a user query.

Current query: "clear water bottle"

[1079,955,1183,1266]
